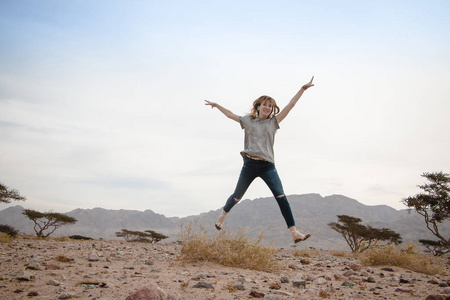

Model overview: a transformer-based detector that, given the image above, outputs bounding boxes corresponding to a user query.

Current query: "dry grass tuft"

[178,221,279,272]
[0,233,13,244]
[358,242,445,275]
[293,248,320,258]
[331,251,353,258]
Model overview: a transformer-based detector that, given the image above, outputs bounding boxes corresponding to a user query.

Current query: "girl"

[204,77,314,243]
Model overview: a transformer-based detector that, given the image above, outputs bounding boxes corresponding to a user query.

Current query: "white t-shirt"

[239,115,280,163]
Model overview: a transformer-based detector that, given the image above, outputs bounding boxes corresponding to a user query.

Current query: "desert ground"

[0,237,449,300]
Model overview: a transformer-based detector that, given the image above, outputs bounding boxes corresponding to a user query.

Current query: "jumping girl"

[204,76,314,243]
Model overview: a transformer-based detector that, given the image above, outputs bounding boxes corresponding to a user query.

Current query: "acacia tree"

[23,209,77,238]
[0,182,26,203]
[0,182,25,238]
[116,229,168,243]
[402,171,450,255]
[328,215,401,252]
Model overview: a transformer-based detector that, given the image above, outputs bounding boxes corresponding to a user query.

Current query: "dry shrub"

[331,251,353,258]
[178,221,279,271]
[293,249,320,258]
[358,242,445,275]
[0,233,13,244]
[51,236,70,242]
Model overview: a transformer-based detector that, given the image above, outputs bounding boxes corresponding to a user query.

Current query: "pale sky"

[1,0,449,217]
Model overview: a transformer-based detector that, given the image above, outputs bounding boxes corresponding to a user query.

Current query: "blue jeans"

[223,157,295,228]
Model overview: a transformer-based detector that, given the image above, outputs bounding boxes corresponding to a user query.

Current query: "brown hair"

[249,95,280,119]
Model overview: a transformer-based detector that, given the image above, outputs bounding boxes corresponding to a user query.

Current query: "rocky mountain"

[1,194,448,250]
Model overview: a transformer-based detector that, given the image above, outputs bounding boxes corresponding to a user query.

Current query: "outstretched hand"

[302,76,315,90]
[204,100,217,109]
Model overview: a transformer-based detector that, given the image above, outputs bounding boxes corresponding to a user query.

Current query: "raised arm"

[276,76,314,123]
[204,100,240,123]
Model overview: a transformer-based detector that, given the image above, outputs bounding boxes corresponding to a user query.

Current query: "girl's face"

[258,100,274,119]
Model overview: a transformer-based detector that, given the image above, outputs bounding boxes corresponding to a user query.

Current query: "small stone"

[270,290,293,297]
[193,281,214,289]
[46,264,62,270]
[381,267,394,272]
[342,281,355,287]
[280,276,289,283]
[399,278,410,284]
[292,279,306,289]
[249,290,265,298]
[27,291,39,297]
[314,277,327,285]
[300,258,310,265]
[365,277,376,283]
[125,283,169,300]
[17,270,35,281]
[26,262,42,270]
[425,295,445,300]
[47,279,61,286]
[350,263,362,271]
[343,270,355,277]
[269,282,281,290]
[88,252,100,262]
[263,295,280,300]
[58,292,76,299]
[305,274,316,281]
[235,283,246,290]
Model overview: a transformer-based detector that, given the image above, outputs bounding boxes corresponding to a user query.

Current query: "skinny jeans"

[223,157,295,228]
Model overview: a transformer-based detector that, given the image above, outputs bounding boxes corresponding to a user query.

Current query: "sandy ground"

[0,238,449,299]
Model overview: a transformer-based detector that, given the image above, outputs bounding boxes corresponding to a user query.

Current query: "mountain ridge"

[1,194,447,250]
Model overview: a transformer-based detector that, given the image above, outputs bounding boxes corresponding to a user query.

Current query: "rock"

[26,262,42,270]
[381,267,394,272]
[269,282,281,290]
[300,258,310,265]
[314,277,328,285]
[270,290,293,297]
[280,276,289,283]
[249,290,265,298]
[88,252,100,262]
[425,295,445,300]
[126,283,170,300]
[399,278,410,284]
[235,283,246,290]
[343,270,355,277]
[27,291,39,297]
[292,277,306,289]
[59,292,77,299]
[350,263,362,271]
[365,276,376,283]
[47,279,61,286]
[192,281,214,289]
[17,270,35,281]
[305,274,316,281]
[429,278,440,285]
[263,295,280,300]
[46,264,62,270]
[342,281,355,287]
